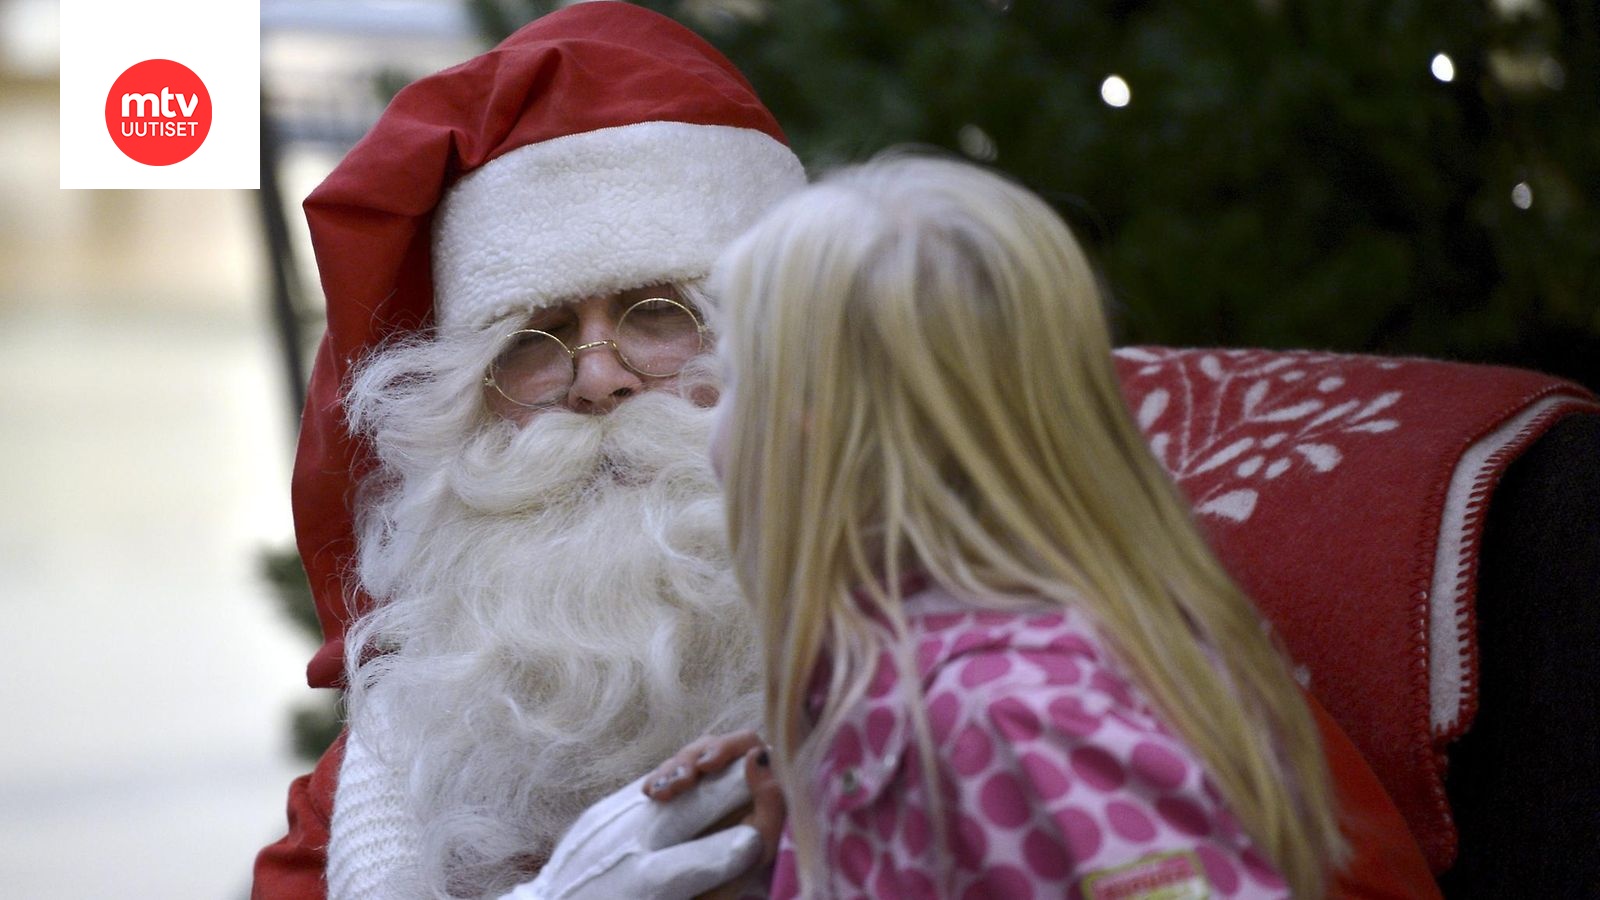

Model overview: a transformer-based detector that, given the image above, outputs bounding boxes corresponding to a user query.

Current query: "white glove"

[500,763,762,900]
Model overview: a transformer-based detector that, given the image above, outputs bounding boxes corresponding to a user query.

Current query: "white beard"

[341,331,760,899]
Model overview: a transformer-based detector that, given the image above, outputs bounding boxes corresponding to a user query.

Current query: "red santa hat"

[293,1,804,688]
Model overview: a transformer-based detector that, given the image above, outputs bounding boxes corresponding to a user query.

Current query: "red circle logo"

[104,60,212,166]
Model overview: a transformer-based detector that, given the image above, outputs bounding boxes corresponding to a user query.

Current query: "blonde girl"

[680,153,1348,899]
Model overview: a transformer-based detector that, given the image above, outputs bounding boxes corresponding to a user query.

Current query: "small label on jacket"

[1082,850,1210,899]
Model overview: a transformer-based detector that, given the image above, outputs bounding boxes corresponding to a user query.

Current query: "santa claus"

[252,5,805,898]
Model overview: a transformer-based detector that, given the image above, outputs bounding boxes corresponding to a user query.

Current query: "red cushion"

[1115,347,1598,871]
[1314,693,1439,899]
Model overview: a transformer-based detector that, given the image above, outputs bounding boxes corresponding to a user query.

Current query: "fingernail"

[670,765,687,781]
[650,777,669,793]
[697,750,717,764]
[755,750,769,767]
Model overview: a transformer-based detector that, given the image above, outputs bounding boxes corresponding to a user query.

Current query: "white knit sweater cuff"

[328,716,423,900]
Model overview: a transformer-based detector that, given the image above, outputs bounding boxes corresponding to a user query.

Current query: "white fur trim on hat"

[431,121,806,333]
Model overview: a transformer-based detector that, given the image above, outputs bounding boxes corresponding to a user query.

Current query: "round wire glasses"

[483,296,707,409]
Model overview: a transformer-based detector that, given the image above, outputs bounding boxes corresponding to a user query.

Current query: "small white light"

[1431,53,1456,83]
[1511,181,1533,209]
[1538,57,1565,90]
[957,124,998,162]
[1100,75,1131,108]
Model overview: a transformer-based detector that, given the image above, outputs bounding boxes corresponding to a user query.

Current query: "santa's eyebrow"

[520,306,575,331]
[621,283,683,303]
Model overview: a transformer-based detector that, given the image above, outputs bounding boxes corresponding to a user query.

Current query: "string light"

[1431,53,1456,83]
[1100,75,1131,108]
[957,124,998,162]
[1511,181,1533,209]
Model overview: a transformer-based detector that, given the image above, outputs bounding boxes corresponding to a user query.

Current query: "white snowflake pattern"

[1117,348,1406,523]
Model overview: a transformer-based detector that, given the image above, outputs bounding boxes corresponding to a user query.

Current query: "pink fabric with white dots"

[766,585,1289,899]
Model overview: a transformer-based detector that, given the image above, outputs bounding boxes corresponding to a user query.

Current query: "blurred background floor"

[0,2,489,893]
[0,69,318,898]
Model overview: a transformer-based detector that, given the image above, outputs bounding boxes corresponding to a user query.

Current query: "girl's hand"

[505,763,761,900]
[739,743,785,866]
[645,731,786,866]
[643,730,764,800]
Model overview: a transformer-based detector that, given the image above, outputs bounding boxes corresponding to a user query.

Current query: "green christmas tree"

[261,546,344,760]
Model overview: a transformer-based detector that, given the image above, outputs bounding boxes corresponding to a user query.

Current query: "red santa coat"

[255,3,799,897]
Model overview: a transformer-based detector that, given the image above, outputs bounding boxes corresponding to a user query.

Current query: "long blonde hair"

[712,154,1345,897]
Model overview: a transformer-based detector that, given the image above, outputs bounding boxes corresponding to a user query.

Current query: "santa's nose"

[562,294,643,415]
[567,338,641,414]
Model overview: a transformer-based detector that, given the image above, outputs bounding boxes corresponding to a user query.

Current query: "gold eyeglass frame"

[482,295,708,409]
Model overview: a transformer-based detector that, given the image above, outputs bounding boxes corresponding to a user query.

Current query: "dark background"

[473,0,1599,392]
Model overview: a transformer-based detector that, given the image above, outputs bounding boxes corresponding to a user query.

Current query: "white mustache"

[450,390,719,515]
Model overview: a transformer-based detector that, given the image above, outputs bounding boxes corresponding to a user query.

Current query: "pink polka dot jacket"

[766,584,1290,899]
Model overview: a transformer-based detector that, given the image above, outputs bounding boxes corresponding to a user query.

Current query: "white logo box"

[60,0,259,189]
